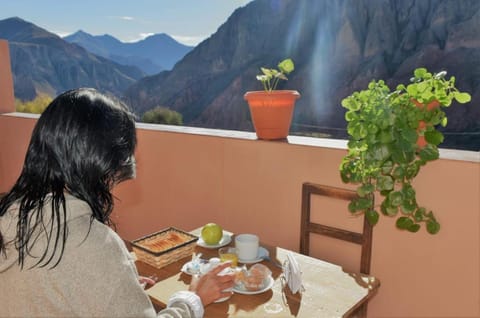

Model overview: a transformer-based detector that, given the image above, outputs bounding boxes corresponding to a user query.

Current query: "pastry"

[139,231,191,253]
[235,264,272,291]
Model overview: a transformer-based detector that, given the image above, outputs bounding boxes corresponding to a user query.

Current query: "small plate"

[238,246,269,264]
[197,233,232,249]
[233,275,274,295]
[181,260,206,276]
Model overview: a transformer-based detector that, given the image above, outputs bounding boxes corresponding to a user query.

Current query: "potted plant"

[405,68,471,148]
[339,67,471,234]
[244,58,300,140]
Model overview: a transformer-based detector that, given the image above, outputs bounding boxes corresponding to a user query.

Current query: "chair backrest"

[300,182,373,274]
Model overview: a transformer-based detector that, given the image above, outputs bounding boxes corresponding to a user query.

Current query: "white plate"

[238,246,269,264]
[233,275,275,295]
[197,233,232,249]
[214,291,233,303]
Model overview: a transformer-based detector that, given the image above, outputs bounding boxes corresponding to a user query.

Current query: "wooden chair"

[300,182,373,317]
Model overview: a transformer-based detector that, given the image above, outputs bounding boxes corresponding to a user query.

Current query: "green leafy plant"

[339,68,471,234]
[256,58,295,92]
[15,94,52,114]
[405,68,472,106]
[142,106,183,125]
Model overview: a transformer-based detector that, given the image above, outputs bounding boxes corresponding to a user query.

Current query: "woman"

[0,88,234,317]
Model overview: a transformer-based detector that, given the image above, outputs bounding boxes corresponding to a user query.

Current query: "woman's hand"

[189,262,235,306]
[138,275,157,289]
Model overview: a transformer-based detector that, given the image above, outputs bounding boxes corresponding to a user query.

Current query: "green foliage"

[339,68,471,235]
[406,68,472,106]
[141,106,183,125]
[256,58,295,92]
[15,94,52,114]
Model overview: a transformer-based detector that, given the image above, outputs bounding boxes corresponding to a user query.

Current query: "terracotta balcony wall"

[0,39,15,113]
[1,41,479,318]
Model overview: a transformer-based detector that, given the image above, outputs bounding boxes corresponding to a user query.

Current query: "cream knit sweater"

[0,194,201,318]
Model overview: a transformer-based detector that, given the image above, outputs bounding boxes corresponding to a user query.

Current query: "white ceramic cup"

[235,234,259,261]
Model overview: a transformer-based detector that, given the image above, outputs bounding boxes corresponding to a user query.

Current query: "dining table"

[132,227,380,318]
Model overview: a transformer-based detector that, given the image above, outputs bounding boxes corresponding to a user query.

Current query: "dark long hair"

[0,88,137,268]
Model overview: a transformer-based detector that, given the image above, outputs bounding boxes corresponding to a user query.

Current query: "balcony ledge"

[2,111,479,163]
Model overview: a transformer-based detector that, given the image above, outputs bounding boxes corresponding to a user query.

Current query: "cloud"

[171,35,206,46]
[107,15,135,21]
[53,30,74,38]
[140,32,155,39]
[124,32,154,43]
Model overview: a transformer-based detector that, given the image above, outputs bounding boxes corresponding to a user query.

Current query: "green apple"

[201,223,223,245]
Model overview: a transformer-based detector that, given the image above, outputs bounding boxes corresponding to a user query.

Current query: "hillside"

[124,0,480,150]
[0,17,145,101]
[64,31,193,74]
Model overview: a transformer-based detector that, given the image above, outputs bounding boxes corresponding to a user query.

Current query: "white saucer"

[197,233,232,249]
[238,246,269,264]
[233,275,274,295]
[214,292,233,303]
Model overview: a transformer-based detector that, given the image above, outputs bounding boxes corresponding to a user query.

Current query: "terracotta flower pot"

[412,99,441,148]
[244,90,300,140]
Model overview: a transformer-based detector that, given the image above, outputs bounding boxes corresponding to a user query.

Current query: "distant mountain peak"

[0,16,61,43]
[63,29,193,73]
[67,30,93,39]
[74,29,89,35]
[5,16,25,22]
[144,33,170,40]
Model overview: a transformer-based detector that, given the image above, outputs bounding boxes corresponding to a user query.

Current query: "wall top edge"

[2,112,479,163]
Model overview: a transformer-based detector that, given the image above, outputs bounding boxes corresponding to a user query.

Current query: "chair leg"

[348,303,367,318]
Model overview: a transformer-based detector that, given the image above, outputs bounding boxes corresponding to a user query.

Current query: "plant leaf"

[392,166,405,179]
[424,130,444,145]
[380,161,393,174]
[278,58,295,74]
[414,68,427,78]
[357,184,375,197]
[348,201,357,213]
[454,92,471,104]
[366,209,379,226]
[401,201,416,214]
[388,191,404,207]
[405,162,420,179]
[407,223,421,232]
[427,220,441,234]
[261,67,273,77]
[396,216,413,229]
[418,144,439,161]
[345,110,357,122]
[356,197,373,210]
[377,175,394,191]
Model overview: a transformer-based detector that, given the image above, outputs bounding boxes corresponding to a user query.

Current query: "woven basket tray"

[131,227,198,269]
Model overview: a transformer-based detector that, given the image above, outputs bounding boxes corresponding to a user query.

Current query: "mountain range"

[123,0,480,150]
[64,31,193,74]
[0,17,145,101]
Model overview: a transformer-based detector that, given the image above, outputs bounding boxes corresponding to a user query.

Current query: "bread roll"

[235,264,272,291]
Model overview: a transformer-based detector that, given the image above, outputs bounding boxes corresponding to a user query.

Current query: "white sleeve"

[166,291,204,318]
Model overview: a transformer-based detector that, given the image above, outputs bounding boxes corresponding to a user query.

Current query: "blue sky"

[0,0,253,45]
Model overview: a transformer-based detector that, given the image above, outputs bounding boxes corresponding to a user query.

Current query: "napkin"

[283,252,305,294]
